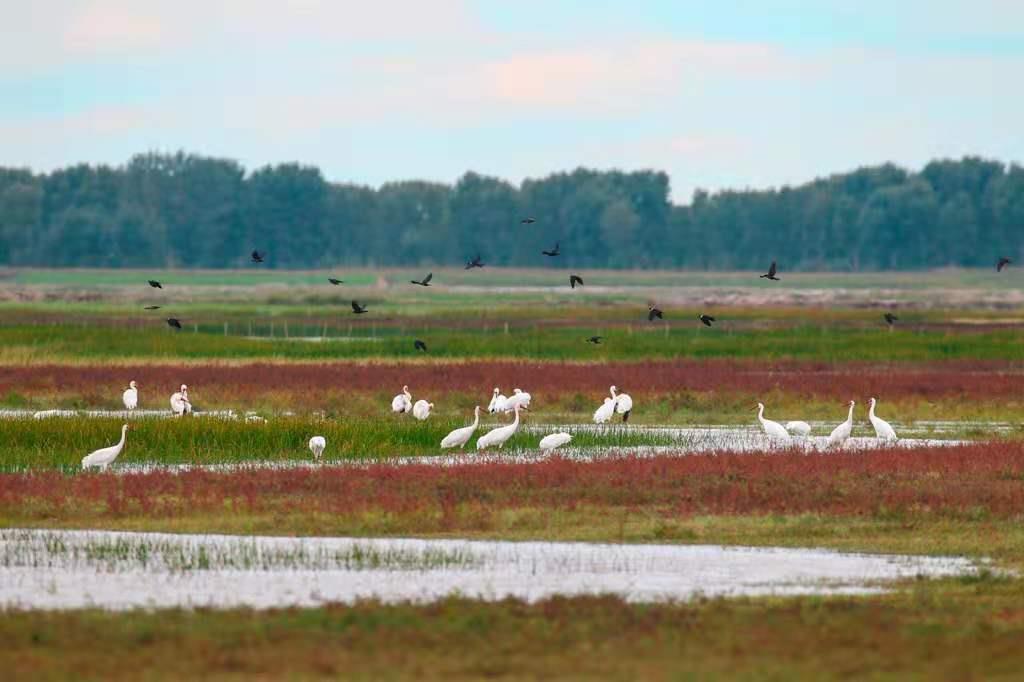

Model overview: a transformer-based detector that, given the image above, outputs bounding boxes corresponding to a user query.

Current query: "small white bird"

[170,384,192,416]
[539,432,572,453]
[440,406,481,449]
[593,397,616,424]
[610,385,633,422]
[868,397,897,441]
[391,385,413,414]
[412,399,434,421]
[756,403,792,441]
[785,421,812,437]
[476,405,521,450]
[488,388,507,414]
[504,388,532,411]
[122,380,138,412]
[308,436,326,460]
[827,400,856,448]
[82,424,130,470]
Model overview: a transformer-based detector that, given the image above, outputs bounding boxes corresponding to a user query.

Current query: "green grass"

[0,417,672,470]
[2,323,1023,363]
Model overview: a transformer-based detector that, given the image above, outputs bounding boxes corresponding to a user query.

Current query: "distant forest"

[0,153,1020,270]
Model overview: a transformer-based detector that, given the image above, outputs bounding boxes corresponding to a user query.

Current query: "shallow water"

[0,529,979,611]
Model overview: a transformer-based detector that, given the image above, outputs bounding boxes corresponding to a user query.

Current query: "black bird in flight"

[699,314,715,327]
[351,301,368,314]
[760,260,780,281]
[328,278,344,285]
[147,280,162,289]
[465,255,484,270]
[521,217,536,224]
[166,318,182,330]
[997,257,1012,272]
[251,250,265,264]
[884,312,899,326]
[144,305,161,310]
[542,242,560,257]
[569,274,584,289]
[587,335,603,344]
[414,339,428,352]
[648,305,664,321]
[411,273,433,286]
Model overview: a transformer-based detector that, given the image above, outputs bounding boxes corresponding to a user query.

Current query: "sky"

[1,0,1021,202]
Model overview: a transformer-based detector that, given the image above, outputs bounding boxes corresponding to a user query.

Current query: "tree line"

[0,152,1019,270]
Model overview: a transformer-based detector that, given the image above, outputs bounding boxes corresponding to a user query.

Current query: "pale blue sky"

[1,1,1020,201]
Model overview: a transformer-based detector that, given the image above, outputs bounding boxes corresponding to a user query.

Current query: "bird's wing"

[351,301,361,312]
[648,310,656,321]
[768,261,777,276]
[423,273,432,284]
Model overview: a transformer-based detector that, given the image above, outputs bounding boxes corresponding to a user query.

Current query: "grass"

[0,416,674,470]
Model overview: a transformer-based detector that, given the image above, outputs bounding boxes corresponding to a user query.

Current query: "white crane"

[170,384,192,416]
[504,388,532,411]
[122,380,138,412]
[827,400,856,449]
[487,388,508,414]
[412,399,434,421]
[476,405,521,450]
[756,403,792,441]
[539,432,572,453]
[308,436,326,460]
[868,397,897,441]
[785,421,812,437]
[440,406,481,449]
[391,385,413,414]
[82,424,130,470]
[593,397,616,424]
[610,385,633,422]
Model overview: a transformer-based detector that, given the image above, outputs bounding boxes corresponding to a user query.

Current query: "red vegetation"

[4,359,1024,401]
[4,442,1024,520]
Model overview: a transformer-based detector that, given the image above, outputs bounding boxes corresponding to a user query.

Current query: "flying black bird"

[166,318,182,330]
[997,257,1012,272]
[465,255,484,270]
[760,260,780,281]
[521,217,536,224]
[147,280,162,289]
[328,278,344,285]
[587,336,603,344]
[884,312,898,326]
[648,305,664,321]
[699,314,715,327]
[144,305,161,310]
[542,242,560,257]
[251,250,265,263]
[351,301,368,314]
[569,274,584,289]
[411,273,433,286]
[414,339,428,352]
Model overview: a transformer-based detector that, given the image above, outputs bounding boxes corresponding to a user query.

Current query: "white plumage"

[756,403,792,441]
[868,397,897,441]
[827,401,856,448]
[476,405,521,450]
[440,406,481,449]
[82,424,129,470]
[391,385,413,414]
[412,399,434,421]
[593,397,616,424]
[308,436,326,460]
[785,420,812,437]
[170,384,192,416]
[610,385,633,422]
[539,432,572,452]
[122,380,138,411]
[504,388,532,411]
[487,388,507,414]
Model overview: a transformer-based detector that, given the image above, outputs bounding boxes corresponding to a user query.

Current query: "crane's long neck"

[869,401,876,419]
[472,409,479,428]
[512,407,520,427]
[846,404,855,424]
[610,387,617,400]
[117,428,128,449]
[404,388,411,400]
[757,404,765,423]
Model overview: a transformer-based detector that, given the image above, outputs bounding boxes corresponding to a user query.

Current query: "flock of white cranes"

[756,398,897,446]
[82,378,899,470]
